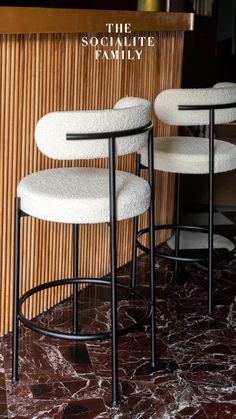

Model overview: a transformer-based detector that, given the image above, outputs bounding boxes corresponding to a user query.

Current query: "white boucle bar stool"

[131,83,236,314]
[12,97,157,407]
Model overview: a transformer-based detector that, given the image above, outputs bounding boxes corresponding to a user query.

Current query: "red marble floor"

[0,223,236,418]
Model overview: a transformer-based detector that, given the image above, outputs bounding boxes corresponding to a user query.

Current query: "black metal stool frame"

[12,121,156,407]
[131,102,236,315]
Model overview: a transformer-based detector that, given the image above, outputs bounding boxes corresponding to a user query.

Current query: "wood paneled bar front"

[0,7,193,335]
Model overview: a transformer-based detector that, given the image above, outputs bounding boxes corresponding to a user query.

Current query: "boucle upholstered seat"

[17,167,150,224]
[17,96,152,224]
[140,82,236,174]
[140,136,236,174]
[12,96,157,408]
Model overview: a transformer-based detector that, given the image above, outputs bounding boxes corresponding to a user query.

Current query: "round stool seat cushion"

[140,136,236,174]
[17,168,150,224]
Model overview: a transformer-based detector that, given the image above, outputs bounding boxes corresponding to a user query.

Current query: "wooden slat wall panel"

[0,31,184,336]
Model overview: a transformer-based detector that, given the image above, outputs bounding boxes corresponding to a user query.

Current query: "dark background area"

[182,0,236,88]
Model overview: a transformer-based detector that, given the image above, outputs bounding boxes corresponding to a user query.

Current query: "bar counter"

[0,7,193,335]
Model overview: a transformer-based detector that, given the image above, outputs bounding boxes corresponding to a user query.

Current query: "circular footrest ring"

[18,278,151,341]
[136,224,236,263]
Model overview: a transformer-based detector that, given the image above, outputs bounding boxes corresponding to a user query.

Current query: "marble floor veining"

[0,219,236,418]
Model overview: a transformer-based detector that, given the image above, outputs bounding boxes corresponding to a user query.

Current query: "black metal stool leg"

[130,154,141,290]
[174,173,181,272]
[72,224,79,334]
[148,128,157,368]
[131,216,138,290]
[12,197,21,383]
[208,109,215,314]
[109,136,119,407]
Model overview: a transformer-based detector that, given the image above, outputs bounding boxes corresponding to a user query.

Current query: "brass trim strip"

[0,7,194,34]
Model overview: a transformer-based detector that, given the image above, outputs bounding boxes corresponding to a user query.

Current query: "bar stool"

[131,83,236,314]
[12,97,157,407]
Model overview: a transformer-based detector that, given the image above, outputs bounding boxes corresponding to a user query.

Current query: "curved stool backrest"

[35,97,151,160]
[154,84,236,126]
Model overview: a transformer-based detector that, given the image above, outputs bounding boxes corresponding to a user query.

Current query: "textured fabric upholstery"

[213,82,236,89]
[17,168,151,223]
[154,84,236,126]
[140,83,236,175]
[140,136,236,174]
[18,96,152,224]
[35,97,151,160]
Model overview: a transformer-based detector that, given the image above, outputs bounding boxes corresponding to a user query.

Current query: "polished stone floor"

[0,220,236,418]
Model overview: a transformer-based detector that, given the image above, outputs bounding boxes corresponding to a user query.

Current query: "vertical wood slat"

[0,31,184,336]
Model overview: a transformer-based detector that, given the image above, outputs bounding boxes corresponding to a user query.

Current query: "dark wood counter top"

[0,7,194,34]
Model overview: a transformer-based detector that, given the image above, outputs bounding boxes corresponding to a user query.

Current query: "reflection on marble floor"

[0,227,236,418]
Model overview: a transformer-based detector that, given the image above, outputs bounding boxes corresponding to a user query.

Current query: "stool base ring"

[18,278,151,341]
[136,224,236,263]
